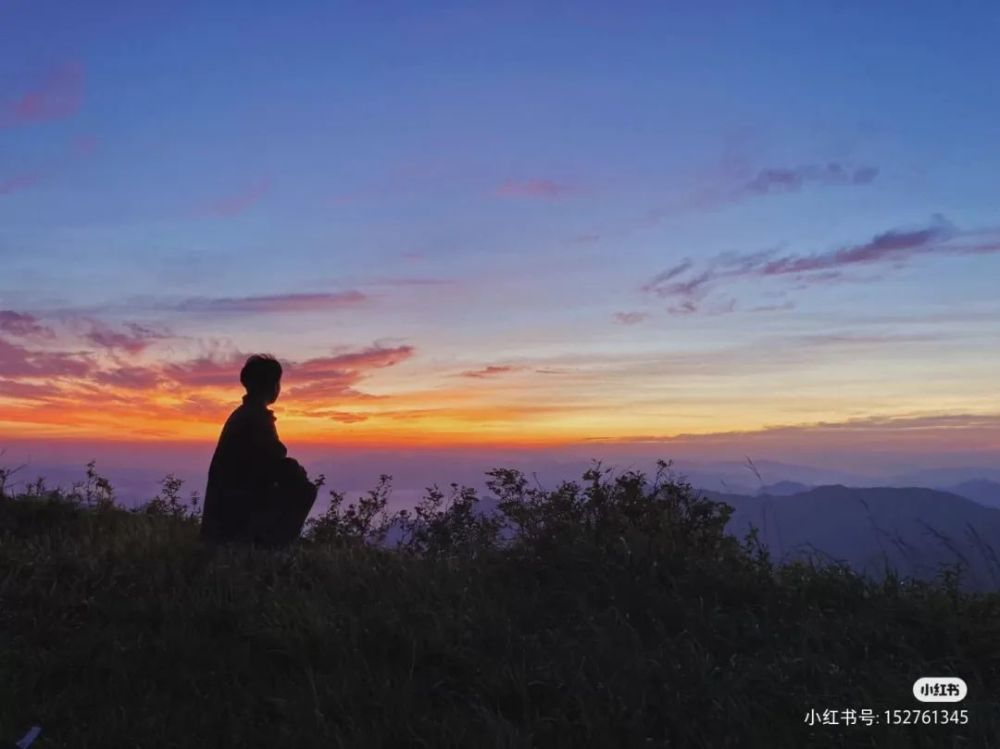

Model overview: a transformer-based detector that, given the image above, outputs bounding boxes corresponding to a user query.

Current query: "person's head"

[240,354,282,404]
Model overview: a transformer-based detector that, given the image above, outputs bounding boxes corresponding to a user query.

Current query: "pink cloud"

[289,345,415,380]
[2,61,85,127]
[203,177,271,217]
[161,353,248,388]
[0,337,415,421]
[0,172,42,197]
[282,345,415,400]
[495,178,577,199]
[93,366,165,390]
[0,378,59,401]
[0,337,92,378]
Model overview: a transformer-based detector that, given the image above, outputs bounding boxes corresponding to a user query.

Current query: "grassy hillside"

[1,462,998,748]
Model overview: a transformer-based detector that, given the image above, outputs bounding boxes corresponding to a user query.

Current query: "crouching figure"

[200,354,318,548]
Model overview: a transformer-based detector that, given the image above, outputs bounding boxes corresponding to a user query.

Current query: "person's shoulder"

[226,402,265,426]
[236,403,277,426]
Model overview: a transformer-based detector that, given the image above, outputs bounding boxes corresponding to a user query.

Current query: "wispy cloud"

[299,409,370,423]
[0,311,53,339]
[495,178,578,199]
[0,172,42,197]
[92,365,165,390]
[83,321,172,355]
[750,300,796,313]
[642,218,996,315]
[742,163,878,196]
[175,291,366,314]
[364,277,456,287]
[1,61,85,127]
[613,311,649,325]
[0,337,92,379]
[282,344,415,400]
[645,161,879,221]
[202,177,271,217]
[459,364,519,378]
[0,378,59,400]
[0,134,99,199]
[156,353,246,388]
[757,224,951,276]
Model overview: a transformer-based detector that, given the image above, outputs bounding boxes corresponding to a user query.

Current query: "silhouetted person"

[200,354,318,547]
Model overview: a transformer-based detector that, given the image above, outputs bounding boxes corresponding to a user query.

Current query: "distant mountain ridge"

[757,481,811,496]
[942,479,1000,510]
[701,485,1000,591]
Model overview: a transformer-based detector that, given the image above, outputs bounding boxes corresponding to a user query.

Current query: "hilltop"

[1,462,998,748]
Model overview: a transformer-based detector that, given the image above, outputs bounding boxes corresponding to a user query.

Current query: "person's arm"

[253,413,311,488]
[248,412,290,487]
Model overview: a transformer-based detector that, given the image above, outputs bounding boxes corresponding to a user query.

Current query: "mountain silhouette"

[704,485,1000,590]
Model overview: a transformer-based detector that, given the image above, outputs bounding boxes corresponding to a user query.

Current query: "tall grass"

[0,460,997,748]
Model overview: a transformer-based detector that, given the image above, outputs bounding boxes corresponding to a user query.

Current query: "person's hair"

[240,354,282,396]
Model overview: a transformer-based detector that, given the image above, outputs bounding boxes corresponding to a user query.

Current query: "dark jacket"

[200,395,315,545]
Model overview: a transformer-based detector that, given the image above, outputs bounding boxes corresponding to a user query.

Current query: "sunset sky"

[2,1,999,472]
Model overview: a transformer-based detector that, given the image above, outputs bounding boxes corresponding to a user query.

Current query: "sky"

[1,0,999,494]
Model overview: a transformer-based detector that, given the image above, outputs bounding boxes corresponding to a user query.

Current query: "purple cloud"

[643,268,715,302]
[0,172,42,197]
[0,311,53,338]
[176,291,366,314]
[0,337,92,378]
[641,260,694,293]
[613,311,649,325]
[84,321,172,355]
[642,219,991,314]
[0,378,58,400]
[759,225,951,276]
[743,163,879,195]
[645,161,879,221]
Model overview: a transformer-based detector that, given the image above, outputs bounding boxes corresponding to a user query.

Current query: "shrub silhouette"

[0,458,998,748]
